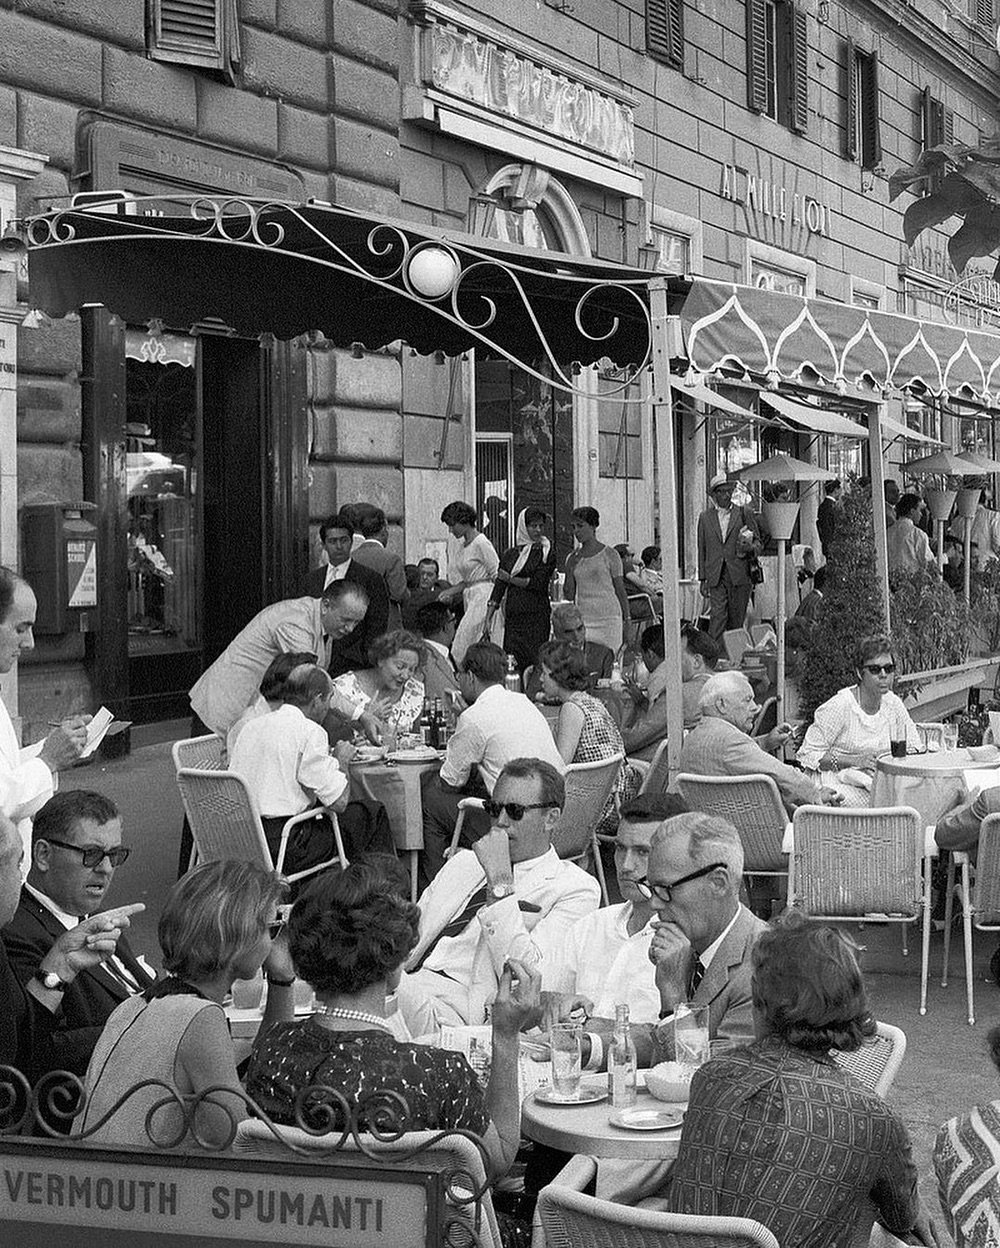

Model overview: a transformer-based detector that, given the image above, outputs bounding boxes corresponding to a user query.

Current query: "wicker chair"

[171,733,226,773]
[676,773,789,879]
[536,1155,778,1248]
[175,765,347,884]
[234,1119,502,1248]
[449,755,623,904]
[832,1021,906,1098]
[722,628,752,666]
[788,805,931,1015]
[632,738,670,797]
[751,697,778,742]
[941,812,1000,1025]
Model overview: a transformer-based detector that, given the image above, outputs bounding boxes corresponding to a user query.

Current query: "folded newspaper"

[439,1026,552,1100]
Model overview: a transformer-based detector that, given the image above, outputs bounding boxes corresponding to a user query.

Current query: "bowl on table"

[644,1061,695,1102]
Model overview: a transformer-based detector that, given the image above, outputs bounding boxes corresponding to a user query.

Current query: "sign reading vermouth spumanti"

[0,1145,441,1247]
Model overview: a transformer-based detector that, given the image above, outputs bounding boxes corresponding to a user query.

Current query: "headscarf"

[509,508,551,577]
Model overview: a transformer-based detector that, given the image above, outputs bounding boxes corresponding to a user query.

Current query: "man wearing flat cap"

[697,473,762,643]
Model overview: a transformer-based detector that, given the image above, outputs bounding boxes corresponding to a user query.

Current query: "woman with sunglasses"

[78,860,292,1148]
[796,634,920,806]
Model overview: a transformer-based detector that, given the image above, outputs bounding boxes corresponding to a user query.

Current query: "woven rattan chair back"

[537,1181,779,1248]
[551,755,623,860]
[751,697,777,740]
[234,1120,502,1248]
[973,813,1000,927]
[175,768,274,866]
[722,628,752,666]
[676,773,787,874]
[790,805,923,917]
[831,1022,906,1098]
[171,733,226,772]
[638,739,671,796]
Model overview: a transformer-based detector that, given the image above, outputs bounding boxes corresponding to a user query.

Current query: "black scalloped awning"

[26,197,685,369]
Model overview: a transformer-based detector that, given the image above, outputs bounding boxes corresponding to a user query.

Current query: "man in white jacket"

[0,567,88,859]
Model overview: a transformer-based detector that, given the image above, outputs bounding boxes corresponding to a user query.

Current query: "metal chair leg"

[942,856,956,987]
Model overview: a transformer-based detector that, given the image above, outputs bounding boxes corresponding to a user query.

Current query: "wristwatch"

[490,880,514,901]
[34,969,71,992]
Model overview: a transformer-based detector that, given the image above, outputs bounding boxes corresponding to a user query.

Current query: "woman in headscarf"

[483,507,556,672]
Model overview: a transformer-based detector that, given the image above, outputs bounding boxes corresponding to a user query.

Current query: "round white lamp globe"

[407,246,459,299]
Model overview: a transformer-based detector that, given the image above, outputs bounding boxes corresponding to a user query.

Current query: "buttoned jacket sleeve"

[475,866,600,984]
[716,726,821,811]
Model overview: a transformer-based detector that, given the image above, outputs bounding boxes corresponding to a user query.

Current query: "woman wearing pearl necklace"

[245,857,538,1179]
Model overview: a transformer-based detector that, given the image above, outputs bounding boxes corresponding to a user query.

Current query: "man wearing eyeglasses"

[578,813,767,1075]
[2,790,153,1080]
[399,757,600,1036]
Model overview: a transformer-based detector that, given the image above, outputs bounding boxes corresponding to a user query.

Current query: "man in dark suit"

[416,601,463,705]
[307,510,390,676]
[3,790,154,1079]
[697,473,762,643]
[523,603,613,702]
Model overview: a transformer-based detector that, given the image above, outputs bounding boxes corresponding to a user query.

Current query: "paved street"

[63,729,1000,1235]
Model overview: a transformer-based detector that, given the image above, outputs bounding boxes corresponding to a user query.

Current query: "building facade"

[1,0,998,735]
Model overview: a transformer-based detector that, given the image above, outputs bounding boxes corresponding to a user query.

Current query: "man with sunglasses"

[399,758,599,1036]
[2,790,154,1080]
[578,812,767,1075]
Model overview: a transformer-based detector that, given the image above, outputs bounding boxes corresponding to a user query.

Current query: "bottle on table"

[958,687,984,748]
[427,700,441,750]
[609,657,624,691]
[609,1003,637,1108]
[419,698,433,748]
[504,654,521,693]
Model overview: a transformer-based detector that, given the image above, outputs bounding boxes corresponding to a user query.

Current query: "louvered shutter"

[861,53,882,168]
[788,3,809,133]
[746,0,769,113]
[977,0,994,26]
[647,0,685,69]
[844,39,858,160]
[944,106,955,144]
[149,0,230,73]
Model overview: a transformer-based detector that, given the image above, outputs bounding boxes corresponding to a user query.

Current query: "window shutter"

[977,0,994,26]
[861,53,882,168]
[148,0,240,77]
[647,0,685,69]
[788,3,809,133]
[746,0,769,113]
[944,107,955,145]
[844,39,858,160]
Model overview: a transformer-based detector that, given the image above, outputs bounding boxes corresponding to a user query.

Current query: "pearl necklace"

[315,1004,391,1032]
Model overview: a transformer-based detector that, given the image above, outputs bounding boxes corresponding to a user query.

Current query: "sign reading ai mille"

[721,164,833,236]
[0,1150,432,1247]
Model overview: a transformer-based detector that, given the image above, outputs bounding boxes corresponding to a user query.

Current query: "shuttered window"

[647,0,685,69]
[747,0,808,133]
[977,0,994,27]
[844,43,882,169]
[921,87,953,190]
[148,0,241,79]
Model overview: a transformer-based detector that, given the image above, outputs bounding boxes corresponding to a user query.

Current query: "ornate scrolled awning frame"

[20,193,684,402]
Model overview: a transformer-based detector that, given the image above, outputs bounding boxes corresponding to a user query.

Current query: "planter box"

[897,657,1000,720]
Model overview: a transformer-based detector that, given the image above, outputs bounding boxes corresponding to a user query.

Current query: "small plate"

[387,748,443,763]
[353,747,387,764]
[609,1106,684,1131]
[535,1083,608,1106]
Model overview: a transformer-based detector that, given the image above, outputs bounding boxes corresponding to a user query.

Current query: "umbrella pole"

[776,535,786,731]
[964,515,972,605]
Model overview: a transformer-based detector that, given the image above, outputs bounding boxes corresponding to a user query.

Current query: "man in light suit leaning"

[577,811,767,1069]
[397,757,600,1037]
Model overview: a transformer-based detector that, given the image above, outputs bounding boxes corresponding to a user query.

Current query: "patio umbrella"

[951,450,1000,473]
[939,451,1000,599]
[901,450,985,571]
[736,455,835,729]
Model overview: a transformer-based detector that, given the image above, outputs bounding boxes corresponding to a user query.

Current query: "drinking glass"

[550,1023,582,1097]
[674,1004,710,1067]
[890,737,908,759]
[943,724,959,752]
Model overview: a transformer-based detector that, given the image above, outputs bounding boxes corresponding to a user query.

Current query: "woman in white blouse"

[797,634,920,805]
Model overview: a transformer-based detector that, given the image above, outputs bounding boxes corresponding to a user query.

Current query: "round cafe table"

[871,746,1000,828]
[521,1085,684,1161]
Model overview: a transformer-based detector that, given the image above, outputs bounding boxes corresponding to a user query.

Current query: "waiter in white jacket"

[0,567,87,857]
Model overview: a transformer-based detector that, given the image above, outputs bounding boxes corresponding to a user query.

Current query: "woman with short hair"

[662,913,937,1247]
[484,506,556,672]
[563,506,629,653]
[796,633,920,806]
[79,861,292,1147]
[244,859,538,1181]
[438,501,501,665]
[331,629,427,742]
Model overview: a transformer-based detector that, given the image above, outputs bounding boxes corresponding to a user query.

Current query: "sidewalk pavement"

[61,728,1000,1237]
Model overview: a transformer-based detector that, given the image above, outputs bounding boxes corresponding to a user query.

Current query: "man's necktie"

[410,887,541,972]
[687,954,705,1000]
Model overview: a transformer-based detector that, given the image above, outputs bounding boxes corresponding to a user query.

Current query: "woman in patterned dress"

[244,859,538,1182]
[796,633,920,806]
[331,629,426,743]
[538,640,638,833]
[934,1024,1000,1246]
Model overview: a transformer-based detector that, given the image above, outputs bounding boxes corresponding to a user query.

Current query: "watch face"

[39,971,65,990]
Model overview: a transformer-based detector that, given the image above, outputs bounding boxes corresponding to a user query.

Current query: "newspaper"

[438,1026,553,1100]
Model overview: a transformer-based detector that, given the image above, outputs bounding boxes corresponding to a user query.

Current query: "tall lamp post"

[737,454,835,725]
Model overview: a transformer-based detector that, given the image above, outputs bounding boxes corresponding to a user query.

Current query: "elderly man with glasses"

[577,812,767,1071]
[2,789,152,1083]
[398,757,600,1037]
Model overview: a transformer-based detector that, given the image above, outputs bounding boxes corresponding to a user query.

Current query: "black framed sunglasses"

[634,861,727,903]
[863,663,895,676]
[41,838,131,869]
[483,800,554,822]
